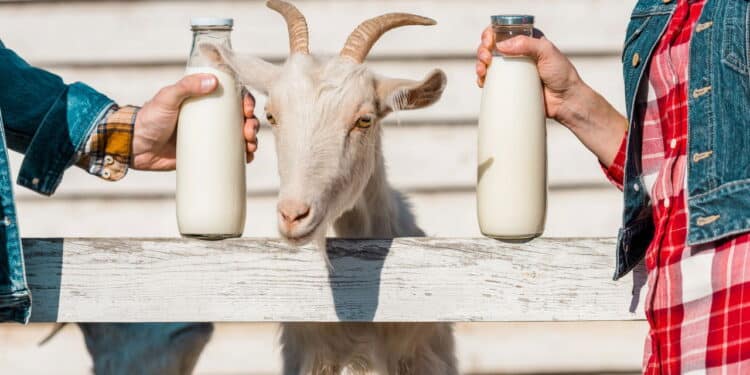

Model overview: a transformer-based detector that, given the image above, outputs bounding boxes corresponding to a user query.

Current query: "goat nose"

[278,200,311,226]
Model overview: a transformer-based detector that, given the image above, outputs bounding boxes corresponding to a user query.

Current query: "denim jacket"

[616,0,750,280]
[0,40,113,322]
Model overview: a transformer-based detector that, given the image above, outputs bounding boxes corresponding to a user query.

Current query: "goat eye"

[266,113,277,126]
[355,115,373,129]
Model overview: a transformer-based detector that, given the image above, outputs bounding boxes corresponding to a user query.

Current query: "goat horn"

[340,13,436,63]
[266,0,310,55]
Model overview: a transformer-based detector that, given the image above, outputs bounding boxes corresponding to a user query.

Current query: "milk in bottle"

[177,18,246,239]
[477,15,547,240]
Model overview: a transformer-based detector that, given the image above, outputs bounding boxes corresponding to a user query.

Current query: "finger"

[495,35,548,61]
[243,92,256,118]
[477,77,484,89]
[481,26,494,49]
[477,46,493,66]
[476,61,487,81]
[244,118,260,141]
[246,139,258,154]
[246,152,255,164]
[155,74,218,109]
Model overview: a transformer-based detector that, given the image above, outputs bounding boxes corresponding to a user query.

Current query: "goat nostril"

[278,201,312,225]
[297,207,311,221]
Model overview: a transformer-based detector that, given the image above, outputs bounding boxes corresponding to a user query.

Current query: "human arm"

[0,40,258,188]
[0,39,114,194]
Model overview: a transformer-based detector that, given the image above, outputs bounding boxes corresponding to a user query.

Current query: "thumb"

[495,35,546,61]
[155,74,218,109]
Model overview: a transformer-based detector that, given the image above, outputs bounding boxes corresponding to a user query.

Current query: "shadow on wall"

[23,238,63,322]
[327,239,393,321]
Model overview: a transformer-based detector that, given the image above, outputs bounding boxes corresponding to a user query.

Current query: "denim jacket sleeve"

[0,39,113,196]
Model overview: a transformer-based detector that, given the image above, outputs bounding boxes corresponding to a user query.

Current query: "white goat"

[202,1,456,373]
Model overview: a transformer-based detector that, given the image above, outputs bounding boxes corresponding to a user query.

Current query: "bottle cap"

[491,15,535,25]
[190,18,234,28]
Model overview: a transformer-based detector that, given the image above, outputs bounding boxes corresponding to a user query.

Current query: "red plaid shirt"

[606,0,750,373]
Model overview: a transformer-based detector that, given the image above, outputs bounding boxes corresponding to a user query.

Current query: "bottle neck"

[188,29,232,68]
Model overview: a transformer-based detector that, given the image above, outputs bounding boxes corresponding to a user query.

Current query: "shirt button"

[633,184,640,192]
[693,151,714,163]
[696,21,713,33]
[632,53,641,68]
[670,139,677,149]
[104,155,114,165]
[3,217,11,226]
[102,169,112,179]
[31,177,40,186]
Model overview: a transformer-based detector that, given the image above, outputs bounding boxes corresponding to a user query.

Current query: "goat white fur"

[201,1,456,373]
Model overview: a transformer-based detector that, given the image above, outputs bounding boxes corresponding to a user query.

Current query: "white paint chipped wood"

[0,322,647,374]
[0,0,637,65]
[10,122,612,199]
[43,56,626,122]
[14,188,623,239]
[24,237,645,323]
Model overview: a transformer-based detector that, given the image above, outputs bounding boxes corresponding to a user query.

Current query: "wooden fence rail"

[24,237,646,323]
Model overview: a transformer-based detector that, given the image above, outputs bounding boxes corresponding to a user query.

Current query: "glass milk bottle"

[477,15,547,240]
[177,18,246,239]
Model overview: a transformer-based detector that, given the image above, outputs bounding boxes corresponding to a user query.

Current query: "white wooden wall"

[0,1,642,374]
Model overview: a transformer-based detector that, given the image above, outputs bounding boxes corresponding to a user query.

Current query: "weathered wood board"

[14,188,623,239]
[10,122,612,199]
[41,56,627,122]
[0,322,648,374]
[0,0,636,65]
[24,237,645,323]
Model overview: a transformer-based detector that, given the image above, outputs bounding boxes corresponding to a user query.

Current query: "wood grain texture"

[0,0,636,65]
[43,56,626,123]
[14,188,623,239]
[23,237,645,323]
[10,121,612,200]
[0,322,648,374]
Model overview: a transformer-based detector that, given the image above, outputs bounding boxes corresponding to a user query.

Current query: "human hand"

[131,74,260,171]
[475,26,627,167]
[475,27,587,126]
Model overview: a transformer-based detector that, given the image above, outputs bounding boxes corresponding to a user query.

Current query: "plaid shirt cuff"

[600,133,627,191]
[76,105,139,181]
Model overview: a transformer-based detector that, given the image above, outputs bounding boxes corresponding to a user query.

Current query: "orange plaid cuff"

[76,105,138,181]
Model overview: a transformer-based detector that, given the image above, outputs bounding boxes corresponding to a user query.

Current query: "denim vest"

[616,0,750,280]
[0,40,113,322]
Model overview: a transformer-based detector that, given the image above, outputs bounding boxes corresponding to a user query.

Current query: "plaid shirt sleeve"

[601,133,627,191]
[75,105,139,181]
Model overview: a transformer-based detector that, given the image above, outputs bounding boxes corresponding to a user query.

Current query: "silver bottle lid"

[491,15,535,25]
[190,17,234,28]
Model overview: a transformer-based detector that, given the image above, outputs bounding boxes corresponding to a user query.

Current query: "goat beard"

[313,236,334,270]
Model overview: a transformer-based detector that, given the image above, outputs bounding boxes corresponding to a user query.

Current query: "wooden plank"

[14,188,623,238]
[0,0,637,65]
[0,322,647,374]
[453,322,646,374]
[24,237,643,322]
[43,56,626,123]
[11,120,614,199]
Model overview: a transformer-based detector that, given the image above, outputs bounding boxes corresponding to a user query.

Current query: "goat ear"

[198,42,281,96]
[375,69,447,115]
